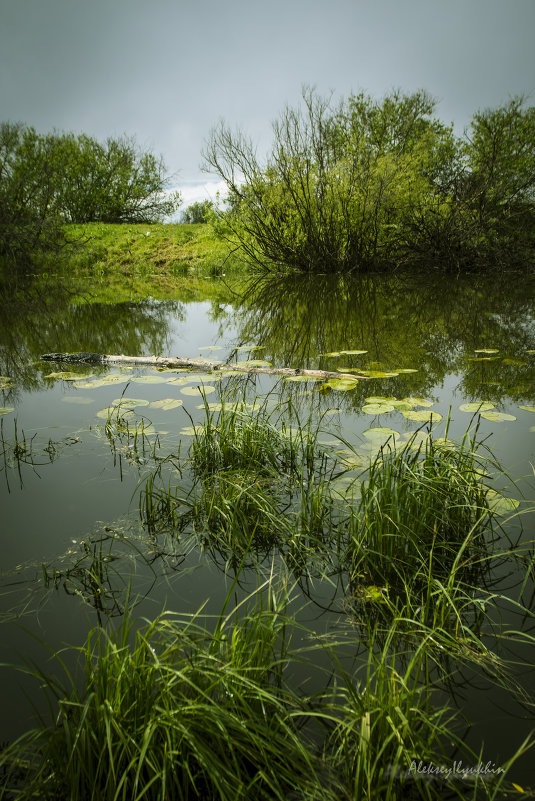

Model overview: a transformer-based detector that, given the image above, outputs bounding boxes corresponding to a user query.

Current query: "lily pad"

[61,396,94,405]
[323,379,359,391]
[96,407,136,420]
[198,345,223,351]
[149,398,183,410]
[358,370,399,378]
[459,402,495,413]
[365,396,396,403]
[468,356,501,362]
[502,358,527,366]
[235,345,265,351]
[485,488,520,515]
[480,411,517,422]
[219,370,247,377]
[474,349,499,354]
[44,371,93,380]
[362,403,395,415]
[131,375,171,384]
[363,427,400,441]
[73,376,128,388]
[180,385,216,396]
[402,397,434,408]
[321,351,343,357]
[180,425,206,436]
[340,349,368,355]
[391,368,418,374]
[402,410,443,423]
[518,406,535,413]
[112,397,150,408]
[0,407,14,416]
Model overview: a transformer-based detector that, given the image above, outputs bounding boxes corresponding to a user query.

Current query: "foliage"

[204,89,535,272]
[180,199,214,224]
[0,123,179,265]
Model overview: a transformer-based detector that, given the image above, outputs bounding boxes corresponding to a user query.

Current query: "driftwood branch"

[40,352,372,381]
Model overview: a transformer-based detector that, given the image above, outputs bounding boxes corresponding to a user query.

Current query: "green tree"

[180,199,214,224]
[0,123,180,266]
[203,88,458,272]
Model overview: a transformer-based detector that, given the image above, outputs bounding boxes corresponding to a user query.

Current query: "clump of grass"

[347,427,501,595]
[0,583,325,801]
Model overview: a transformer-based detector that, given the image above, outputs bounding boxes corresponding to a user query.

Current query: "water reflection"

[231,272,535,406]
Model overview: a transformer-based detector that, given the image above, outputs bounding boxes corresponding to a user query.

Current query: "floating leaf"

[180,425,206,436]
[402,397,434,408]
[0,407,14,416]
[235,344,265,351]
[518,405,535,413]
[363,427,400,441]
[402,410,442,422]
[480,411,516,422]
[149,398,184,411]
[72,375,128,388]
[44,371,93,380]
[321,351,342,357]
[358,370,399,378]
[486,488,520,515]
[468,356,501,362]
[459,402,495,412]
[61,396,94,405]
[180,385,216,396]
[502,358,527,366]
[96,406,136,420]
[365,396,396,403]
[219,370,246,377]
[112,397,150,408]
[131,375,171,384]
[526,351,535,355]
[340,349,368,355]
[433,437,456,450]
[362,404,395,415]
[474,348,499,354]
[323,379,358,391]
[198,345,223,351]
[235,359,272,367]
[391,368,418,373]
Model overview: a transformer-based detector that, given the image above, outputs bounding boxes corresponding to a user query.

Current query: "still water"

[1,270,534,781]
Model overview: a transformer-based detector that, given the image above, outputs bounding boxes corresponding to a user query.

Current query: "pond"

[1,269,535,792]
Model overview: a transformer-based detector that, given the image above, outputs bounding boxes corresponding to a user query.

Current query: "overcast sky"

[1,0,534,208]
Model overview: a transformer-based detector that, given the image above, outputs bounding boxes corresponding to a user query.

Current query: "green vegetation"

[180,199,214,224]
[0,123,178,265]
[204,88,535,272]
[61,222,247,301]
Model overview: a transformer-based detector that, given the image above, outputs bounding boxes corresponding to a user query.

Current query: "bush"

[203,89,535,273]
[180,199,214,224]
[0,123,180,265]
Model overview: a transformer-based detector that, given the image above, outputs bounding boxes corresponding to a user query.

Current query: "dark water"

[1,271,535,781]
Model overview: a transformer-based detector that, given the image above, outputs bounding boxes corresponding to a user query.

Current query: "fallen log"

[40,352,372,381]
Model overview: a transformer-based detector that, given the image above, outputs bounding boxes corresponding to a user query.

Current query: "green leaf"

[362,403,395,414]
[473,348,499,354]
[402,397,434,408]
[44,371,94,380]
[480,411,517,422]
[340,349,368,355]
[131,375,172,384]
[149,398,184,410]
[363,427,400,441]
[358,370,399,378]
[518,405,535,413]
[0,407,14,416]
[323,378,359,391]
[198,345,223,350]
[180,385,216,396]
[402,410,443,422]
[459,402,495,412]
[179,425,206,436]
[486,488,520,515]
[111,397,150,407]
[502,358,527,366]
[284,375,323,382]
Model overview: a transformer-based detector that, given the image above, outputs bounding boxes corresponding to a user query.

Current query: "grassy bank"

[57,222,247,303]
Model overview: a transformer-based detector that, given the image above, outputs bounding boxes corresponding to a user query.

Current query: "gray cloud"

[1,0,534,202]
